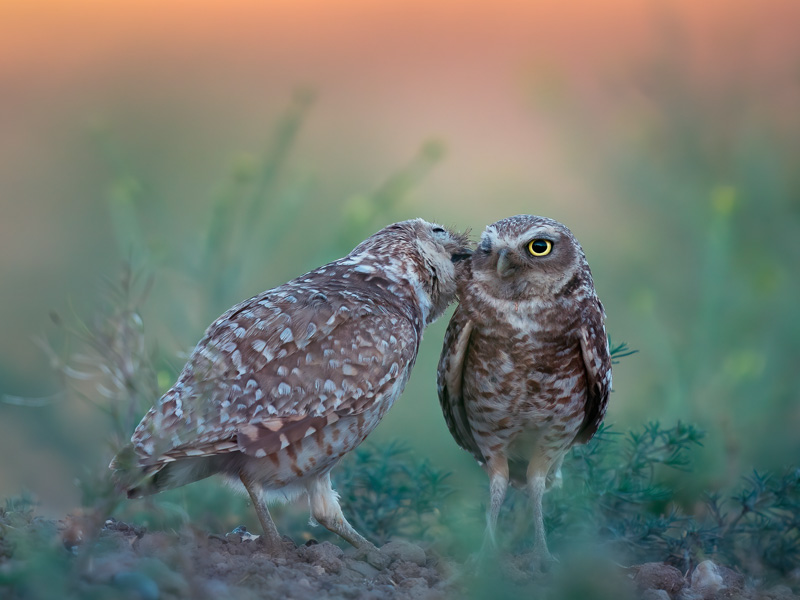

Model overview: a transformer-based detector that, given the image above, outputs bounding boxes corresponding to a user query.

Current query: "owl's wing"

[573,299,612,444]
[132,279,419,464]
[437,306,484,463]
[234,313,418,459]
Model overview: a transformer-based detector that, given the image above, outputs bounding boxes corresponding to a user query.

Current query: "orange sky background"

[3,0,798,139]
[3,0,798,247]
[2,0,798,211]
[3,0,797,82]
[3,0,798,167]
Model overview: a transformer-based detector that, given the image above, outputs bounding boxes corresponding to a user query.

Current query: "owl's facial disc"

[495,237,554,277]
[495,248,518,277]
[473,222,582,300]
[489,232,558,278]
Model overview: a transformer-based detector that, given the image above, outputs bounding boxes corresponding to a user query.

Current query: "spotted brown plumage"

[111,219,471,558]
[437,214,611,562]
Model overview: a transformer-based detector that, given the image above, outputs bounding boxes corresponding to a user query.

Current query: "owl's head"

[410,219,473,324]
[349,219,472,325]
[471,215,590,301]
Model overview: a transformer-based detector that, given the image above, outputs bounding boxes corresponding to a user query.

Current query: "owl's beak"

[496,249,517,277]
[451,249,472,263]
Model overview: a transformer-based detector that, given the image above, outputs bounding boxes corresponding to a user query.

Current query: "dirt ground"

[72,519,454,600]
[2,512,799,600]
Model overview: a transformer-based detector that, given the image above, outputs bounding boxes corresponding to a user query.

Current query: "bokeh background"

[1,0,799,525]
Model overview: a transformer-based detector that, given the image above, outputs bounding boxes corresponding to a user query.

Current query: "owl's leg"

[239,470,284,554]
[306,472,389,568]
[482,454,509,551]
[546,454,565,490]
[526,459,554,565]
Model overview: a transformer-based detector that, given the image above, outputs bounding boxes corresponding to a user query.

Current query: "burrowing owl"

[112,219,471,559]
[437,215,611,560]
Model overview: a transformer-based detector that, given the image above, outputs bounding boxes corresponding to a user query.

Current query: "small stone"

[634,562,687,596]
[351,546,391,569]
[718,566,745,592]
[134,532,173,556]
[344,557,380,579]
[692,561,724,594]
[305,542,344,574]
[397,577,435,600]
[399,577,428,589]
[391,560,425,581]
[759,585,797,600]
[381,540,427,566]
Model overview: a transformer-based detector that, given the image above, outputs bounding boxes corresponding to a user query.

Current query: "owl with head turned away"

[437,214,612,563]
[111,218,471,562]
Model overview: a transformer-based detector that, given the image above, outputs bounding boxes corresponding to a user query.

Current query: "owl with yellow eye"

[437,214,612,564]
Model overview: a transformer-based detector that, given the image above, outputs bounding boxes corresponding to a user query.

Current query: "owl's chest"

[461,312,588,428]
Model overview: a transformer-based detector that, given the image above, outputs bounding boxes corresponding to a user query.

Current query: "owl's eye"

[527,239,553,256]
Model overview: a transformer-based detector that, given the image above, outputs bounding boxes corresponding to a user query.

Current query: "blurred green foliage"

[0,499,72,600]
[334,440,454,545]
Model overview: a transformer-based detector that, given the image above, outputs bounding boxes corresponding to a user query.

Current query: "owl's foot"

[526,549,558,573]
[239,470,286,556]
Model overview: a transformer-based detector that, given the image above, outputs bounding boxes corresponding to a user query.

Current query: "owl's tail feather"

[109,444,221,499]
[108,444,149,497]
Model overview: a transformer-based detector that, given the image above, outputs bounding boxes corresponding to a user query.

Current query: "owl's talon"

[527,550,558,573]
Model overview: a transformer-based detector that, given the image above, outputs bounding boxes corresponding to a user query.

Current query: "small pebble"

[634,562,687,596]
[692,560,724,593]
[381,540,427,566]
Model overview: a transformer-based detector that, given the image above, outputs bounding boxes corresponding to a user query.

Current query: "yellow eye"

[527,239,552,256]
